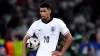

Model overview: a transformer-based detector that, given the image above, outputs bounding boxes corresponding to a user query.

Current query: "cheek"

[46,12,50,15]
[43,12,48,16]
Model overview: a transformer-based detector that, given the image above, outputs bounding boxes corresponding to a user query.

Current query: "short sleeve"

[59,19,69,36]
[26,22,36,37]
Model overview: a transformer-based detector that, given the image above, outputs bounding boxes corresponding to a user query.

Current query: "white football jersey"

[27,18,69,56]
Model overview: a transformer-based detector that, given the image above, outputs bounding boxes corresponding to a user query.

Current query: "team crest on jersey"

[51,26,56,34]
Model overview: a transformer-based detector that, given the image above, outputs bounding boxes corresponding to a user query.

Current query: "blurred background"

[0,0,100,56]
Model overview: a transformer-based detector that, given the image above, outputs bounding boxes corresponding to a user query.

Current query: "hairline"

[40,7,51,10]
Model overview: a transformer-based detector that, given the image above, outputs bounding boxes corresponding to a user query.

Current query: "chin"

[42,17,46,20]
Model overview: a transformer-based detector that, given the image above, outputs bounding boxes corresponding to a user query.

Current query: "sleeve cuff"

[26,33,32,37]
[64,31,69,36]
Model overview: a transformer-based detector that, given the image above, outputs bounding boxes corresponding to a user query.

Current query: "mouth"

[41,16,45,18]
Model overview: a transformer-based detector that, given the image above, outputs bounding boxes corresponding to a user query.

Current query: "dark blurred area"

[0,0,100,56]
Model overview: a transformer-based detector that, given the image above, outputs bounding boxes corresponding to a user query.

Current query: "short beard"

[42,17,48,22]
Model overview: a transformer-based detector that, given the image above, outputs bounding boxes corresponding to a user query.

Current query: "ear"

[48,9,51,14]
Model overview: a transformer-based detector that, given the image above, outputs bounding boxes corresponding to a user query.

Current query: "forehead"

[40,8,48,11]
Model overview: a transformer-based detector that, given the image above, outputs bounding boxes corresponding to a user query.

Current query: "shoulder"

[53,17,62,21]
[53,18,65,25]
[53,18,63,22]
[32,19,41,24]
[31,19,41,26]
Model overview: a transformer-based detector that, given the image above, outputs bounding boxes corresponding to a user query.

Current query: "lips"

[41,16,45,18]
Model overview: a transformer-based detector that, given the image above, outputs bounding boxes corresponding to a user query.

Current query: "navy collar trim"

[41,17,53,24]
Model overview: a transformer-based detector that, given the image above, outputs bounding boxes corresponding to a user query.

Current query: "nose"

[41,12,45,16]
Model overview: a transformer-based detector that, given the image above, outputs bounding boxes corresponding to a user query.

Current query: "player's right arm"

[22,21,37,56]
[22,34,30,56]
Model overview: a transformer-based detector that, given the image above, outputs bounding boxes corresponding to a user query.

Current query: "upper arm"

[23,34,30,44]
[27,22,36,37]
[24,34,30,39]
[64,32,72,39]
[59,19,69,36]
[59,19,72,39]
[23,21,37,42]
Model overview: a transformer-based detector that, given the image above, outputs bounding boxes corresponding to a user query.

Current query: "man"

[22,2,72,56]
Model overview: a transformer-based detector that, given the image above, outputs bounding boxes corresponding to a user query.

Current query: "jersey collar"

[41,17,53,24]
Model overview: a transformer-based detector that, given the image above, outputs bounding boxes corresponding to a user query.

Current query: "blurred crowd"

[0,0,100,56]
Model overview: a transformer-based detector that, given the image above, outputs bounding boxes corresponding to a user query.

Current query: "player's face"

[40,8,51,20]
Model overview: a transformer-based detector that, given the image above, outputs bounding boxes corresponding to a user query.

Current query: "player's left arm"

[52,19,72,56]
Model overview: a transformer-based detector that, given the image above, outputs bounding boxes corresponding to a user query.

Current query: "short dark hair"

[40,2,51,10]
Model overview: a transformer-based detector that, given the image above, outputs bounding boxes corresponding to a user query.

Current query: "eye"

[43,10,46,12]
[40,10,47,13]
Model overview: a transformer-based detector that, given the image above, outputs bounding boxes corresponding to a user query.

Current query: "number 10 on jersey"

[44,36,50,43]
